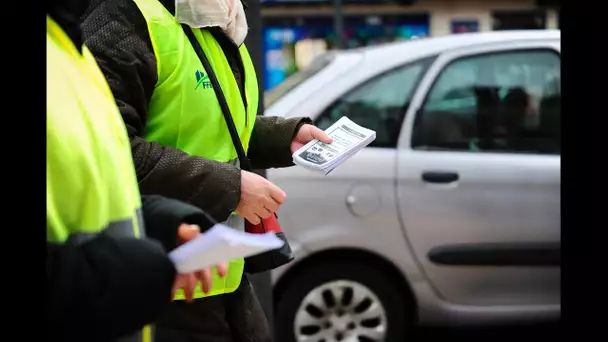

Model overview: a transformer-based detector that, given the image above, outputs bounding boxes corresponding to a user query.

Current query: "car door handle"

[421,171,459,184]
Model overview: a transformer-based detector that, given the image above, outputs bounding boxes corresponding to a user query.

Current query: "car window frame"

[409,46,561,155]
[313,56,437,149]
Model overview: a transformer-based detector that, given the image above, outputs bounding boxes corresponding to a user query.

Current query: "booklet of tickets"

[169,224,284,274]
[292,116,376,175]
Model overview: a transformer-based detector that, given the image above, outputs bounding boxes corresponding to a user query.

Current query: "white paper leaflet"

[292,116,376,175]
[169,224,284,274]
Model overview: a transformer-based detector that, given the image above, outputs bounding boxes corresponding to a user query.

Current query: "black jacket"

[46,195,218,342]
[80,0,312,223]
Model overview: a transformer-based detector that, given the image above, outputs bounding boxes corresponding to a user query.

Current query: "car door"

[268,58,433,275]
[396,40,561,307]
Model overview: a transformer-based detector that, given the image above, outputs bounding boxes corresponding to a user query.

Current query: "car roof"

[265,30,560,117]
[347,30,560,63]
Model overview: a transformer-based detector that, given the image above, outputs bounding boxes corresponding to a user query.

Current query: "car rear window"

[264,53,336,109]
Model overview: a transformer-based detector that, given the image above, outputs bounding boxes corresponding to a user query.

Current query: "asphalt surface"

[413,322,560,340]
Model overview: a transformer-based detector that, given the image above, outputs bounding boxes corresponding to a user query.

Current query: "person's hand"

[172,223,228,302]
[290,123,333,154]
[172,264,227,302]
[236,170,286,225]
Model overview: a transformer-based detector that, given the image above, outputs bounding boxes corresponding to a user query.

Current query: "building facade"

[260,0,560,90]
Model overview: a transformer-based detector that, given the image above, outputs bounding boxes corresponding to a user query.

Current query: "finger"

[216,263,228,278]
[178,224,200,243]
[256,207,272,219]
[246,212,261,225]
[267,183,286,204]
[172,274,186,300]
[200,268,213,294]
[194,269,206,281]
[264,200,280,213]
[184,274,196,303]
[310,127,333,144]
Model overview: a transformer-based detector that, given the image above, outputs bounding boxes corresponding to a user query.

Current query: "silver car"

[266,30,560,342]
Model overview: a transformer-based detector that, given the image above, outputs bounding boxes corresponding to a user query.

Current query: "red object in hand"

[245,214,282,234]
[243,212,294,273]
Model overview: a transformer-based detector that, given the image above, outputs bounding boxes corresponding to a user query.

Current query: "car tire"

[275,260,412,342]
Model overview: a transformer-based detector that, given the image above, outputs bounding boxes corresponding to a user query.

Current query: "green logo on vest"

[195,70,212,90]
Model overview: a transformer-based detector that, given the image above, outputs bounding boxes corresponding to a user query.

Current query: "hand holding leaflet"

[292,116,376,175]
[169,224,285,273]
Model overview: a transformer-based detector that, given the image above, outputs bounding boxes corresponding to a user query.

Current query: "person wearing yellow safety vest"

[46,1,229,341]
[80,0,333,341]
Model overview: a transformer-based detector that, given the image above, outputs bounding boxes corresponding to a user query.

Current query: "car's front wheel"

[275,261,412,342]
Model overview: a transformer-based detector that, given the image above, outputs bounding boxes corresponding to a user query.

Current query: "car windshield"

[264,53,336,109]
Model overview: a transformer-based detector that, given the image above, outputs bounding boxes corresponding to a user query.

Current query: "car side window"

[314,59,431,148]
[412,49,561,155]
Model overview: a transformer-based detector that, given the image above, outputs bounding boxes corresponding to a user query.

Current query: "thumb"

[310,126,333,144]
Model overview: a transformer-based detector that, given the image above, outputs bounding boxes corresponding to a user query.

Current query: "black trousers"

[155,275,272,342]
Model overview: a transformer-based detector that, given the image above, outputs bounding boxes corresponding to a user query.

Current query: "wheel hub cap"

[294,280,387,342]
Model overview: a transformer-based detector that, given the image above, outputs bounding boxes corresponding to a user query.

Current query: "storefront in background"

[491,10,547,30]
[262,14,429,90]
[450,20,479,34]
[260,0,559,90]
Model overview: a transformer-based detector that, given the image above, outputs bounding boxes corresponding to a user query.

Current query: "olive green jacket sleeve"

[247,116,312,170]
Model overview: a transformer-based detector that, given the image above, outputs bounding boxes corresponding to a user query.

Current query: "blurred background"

[260,0,559,90]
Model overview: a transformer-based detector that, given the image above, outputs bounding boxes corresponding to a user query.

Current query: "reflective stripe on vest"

[132,0,258,300]
[69,208,146,245]
[47,16,152,342]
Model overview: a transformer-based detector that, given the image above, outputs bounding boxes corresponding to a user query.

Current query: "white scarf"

[175,0,249,46]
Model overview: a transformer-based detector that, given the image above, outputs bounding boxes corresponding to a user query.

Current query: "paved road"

[413,322,560,340]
